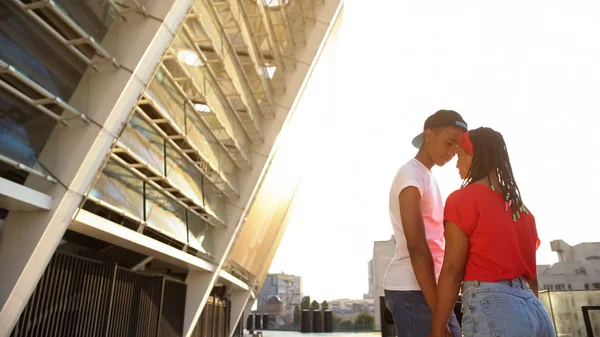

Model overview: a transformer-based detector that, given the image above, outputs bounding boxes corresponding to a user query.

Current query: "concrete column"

[182,2,343,336]
[228,290,253,337]
[0,1,193,335]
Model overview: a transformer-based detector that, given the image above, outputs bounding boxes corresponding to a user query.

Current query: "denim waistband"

[462,277,530,292]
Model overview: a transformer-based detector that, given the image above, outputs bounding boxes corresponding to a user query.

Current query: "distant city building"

[257,273,303,325]
[329,298,374,322]
[538,240,600,291]
[537,240,600,337]
[366,236,395,329]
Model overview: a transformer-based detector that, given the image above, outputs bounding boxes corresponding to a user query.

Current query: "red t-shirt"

[444,184,540,282]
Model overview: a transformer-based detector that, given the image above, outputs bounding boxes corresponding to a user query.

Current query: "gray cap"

[412,110,467,148]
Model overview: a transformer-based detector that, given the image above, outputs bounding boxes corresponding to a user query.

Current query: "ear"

[465,154,473,167]
[467,153,473,163]
[424,129,434,144]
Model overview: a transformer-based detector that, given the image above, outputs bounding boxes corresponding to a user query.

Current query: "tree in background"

[332,313,342,331]
[339,320,354,331]
[310,300,320,312]
[301,296,311,311]
[354,313,375,331]
[321,300,329,311]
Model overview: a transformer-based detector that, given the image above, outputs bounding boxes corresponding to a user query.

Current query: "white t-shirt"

[383,158,446,291]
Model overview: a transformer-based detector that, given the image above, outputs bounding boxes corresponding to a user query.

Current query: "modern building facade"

[366,236,395,329]
[538,240,600,291]
[256,273,302,325]
[534,240,600,337]
[0,0,342,336]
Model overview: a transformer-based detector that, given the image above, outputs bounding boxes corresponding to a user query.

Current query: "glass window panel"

[145,183,189,243]
[170,34,251,162]
[164,142,204,207]
[182,111,218,168]
[120,114,165,174]
[146,71,187,131]
[0,93,53,169]
[591,310,600,337]
[0,3,86,100]
[186,110,239,191]
[90,158,145,220]
[0,1,106,182]
[187,211,214,256]
[204,180,227,224]
[53,0,115,42]
[542,290,600,336]
[148,68,240,193]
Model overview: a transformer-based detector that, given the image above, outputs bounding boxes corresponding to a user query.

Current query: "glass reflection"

[169,34,252,164]
[0,0,115,180]
[52,0,115,42]
[146,70,239,193]
[540,290,600,337]
[90,158,215,255]
[164,142,205,208]
[90,159,145,220]
[0,2,87,99]
[120,115,165,174]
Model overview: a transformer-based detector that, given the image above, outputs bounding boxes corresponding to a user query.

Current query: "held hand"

[428,325,453,337]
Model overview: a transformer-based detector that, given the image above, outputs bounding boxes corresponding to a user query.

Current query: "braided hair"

[461,127,528,219]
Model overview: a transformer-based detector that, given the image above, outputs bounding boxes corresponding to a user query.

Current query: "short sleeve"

[531,214,541,250]
[444,190,478,236]
[392,167,425,198]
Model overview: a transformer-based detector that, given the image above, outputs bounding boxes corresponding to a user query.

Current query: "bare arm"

[528,275,539,298]
[399,187,437,311]
[431,221,469,336]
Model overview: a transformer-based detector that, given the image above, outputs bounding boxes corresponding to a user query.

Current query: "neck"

[415,148,434,170]
[475,170,501,188]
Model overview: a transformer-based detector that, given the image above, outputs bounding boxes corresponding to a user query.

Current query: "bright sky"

[269,0,600,302]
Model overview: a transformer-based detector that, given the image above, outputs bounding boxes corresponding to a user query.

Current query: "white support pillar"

[183,271,216,334]
[222,4,344,333]
[228,289,253,337]
[181,2,342,335]
[0,1,194,335]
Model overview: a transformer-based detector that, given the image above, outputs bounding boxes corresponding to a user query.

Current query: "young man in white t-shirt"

[383,110,467,337]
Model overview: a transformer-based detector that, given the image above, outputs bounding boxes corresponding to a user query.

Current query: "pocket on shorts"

[532,299,555,336]
[481,296,534,337]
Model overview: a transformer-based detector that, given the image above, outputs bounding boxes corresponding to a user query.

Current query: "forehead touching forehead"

[432,126,465,143]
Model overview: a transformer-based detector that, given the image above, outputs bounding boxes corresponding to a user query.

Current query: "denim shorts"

[461,278,556,337]
[384,290,461,337]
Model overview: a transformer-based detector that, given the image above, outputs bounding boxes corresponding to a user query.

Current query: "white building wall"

[368,236,395,330]
[538,240,600,291]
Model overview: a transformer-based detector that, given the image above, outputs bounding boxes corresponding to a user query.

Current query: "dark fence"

[190,293,230,337]
[10,252,186,337]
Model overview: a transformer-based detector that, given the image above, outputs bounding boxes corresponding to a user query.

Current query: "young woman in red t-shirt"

[429,127,555,337]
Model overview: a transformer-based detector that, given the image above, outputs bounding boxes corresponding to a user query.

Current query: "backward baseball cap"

[411,110,468,149]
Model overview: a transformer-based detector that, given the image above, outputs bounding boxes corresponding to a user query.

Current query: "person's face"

[424,127,464,167]
[456,147,473,180]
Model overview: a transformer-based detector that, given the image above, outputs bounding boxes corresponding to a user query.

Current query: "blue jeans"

[384,290,461,337]
[461,278,556,337]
